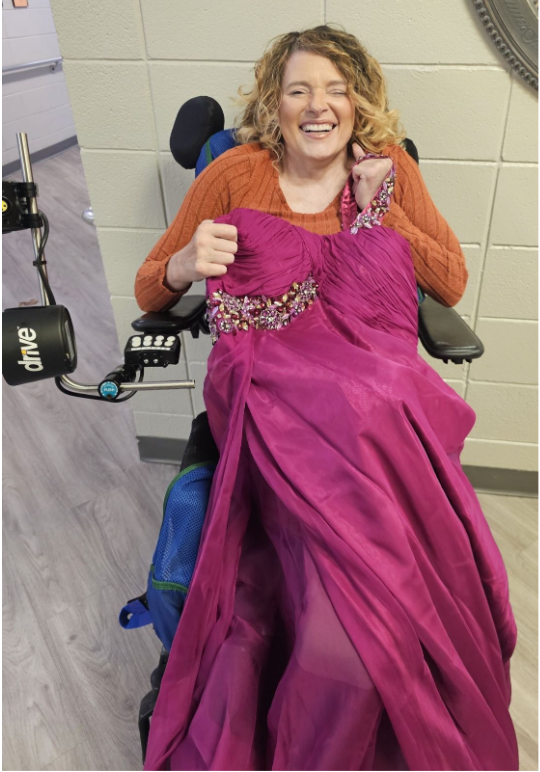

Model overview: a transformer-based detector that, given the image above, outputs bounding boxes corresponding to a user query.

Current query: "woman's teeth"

[301,124,335,133]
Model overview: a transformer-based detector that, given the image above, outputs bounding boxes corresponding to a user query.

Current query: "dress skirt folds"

[144,201,519,770]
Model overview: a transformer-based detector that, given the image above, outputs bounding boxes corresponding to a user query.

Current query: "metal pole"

[59,374,196,393]
[16,132,50,306]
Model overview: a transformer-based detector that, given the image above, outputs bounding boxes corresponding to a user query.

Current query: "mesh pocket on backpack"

[151,462,217,591]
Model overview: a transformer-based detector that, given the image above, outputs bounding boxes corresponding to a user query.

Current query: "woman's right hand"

[165,220,238,291]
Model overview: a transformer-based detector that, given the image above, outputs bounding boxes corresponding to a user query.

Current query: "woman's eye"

[288,89,346,96]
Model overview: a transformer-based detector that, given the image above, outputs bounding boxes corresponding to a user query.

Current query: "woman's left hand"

[351,142,393,211]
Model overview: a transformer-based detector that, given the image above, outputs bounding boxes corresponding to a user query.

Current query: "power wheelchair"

[1,96,484,762]
[131,96,484,760]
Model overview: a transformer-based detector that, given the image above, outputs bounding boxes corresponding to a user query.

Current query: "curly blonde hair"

[235,24,406,165]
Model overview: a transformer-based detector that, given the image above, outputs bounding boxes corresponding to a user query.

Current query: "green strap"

[150,565,189,594]
[204,140,213,166]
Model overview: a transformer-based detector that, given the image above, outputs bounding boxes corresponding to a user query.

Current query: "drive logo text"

[17,327,43,372]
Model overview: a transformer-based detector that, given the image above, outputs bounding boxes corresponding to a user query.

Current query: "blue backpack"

[120,460,216,651]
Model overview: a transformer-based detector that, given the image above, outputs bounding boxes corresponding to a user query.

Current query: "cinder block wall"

[50,0,538,471]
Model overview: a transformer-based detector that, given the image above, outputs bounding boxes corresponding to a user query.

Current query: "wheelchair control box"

[124,333,180,367]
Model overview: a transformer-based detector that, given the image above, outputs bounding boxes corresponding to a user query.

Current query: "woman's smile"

[299,121,337,138]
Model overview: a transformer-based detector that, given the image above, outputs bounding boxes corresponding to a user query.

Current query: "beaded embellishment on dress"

[207,275,318,343]
[350,153,396,233]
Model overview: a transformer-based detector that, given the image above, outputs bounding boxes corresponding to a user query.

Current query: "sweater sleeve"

[134,150,250,313]
[383,144,468,307]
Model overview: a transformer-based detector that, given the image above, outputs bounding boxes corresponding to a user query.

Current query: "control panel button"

[131,337,141,347]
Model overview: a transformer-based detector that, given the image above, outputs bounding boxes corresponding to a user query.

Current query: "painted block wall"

[50,0,538,470]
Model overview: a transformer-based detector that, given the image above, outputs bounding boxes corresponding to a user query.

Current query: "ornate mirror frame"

[472,0,538,90]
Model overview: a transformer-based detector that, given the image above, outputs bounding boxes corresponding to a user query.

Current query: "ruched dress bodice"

[211,207,418,346]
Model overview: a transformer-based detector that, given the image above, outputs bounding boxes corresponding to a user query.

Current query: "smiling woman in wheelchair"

[135,24,518,772]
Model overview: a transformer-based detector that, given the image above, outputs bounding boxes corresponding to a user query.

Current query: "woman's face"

[278,51,354,166]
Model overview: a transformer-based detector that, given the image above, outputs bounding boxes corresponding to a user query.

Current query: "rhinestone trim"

[350,154,396,232]
[207,274,318,343]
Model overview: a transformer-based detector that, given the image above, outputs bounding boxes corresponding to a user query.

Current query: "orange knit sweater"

[135,143,468,312]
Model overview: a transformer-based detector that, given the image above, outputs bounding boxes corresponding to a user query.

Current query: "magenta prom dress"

[144,156,518,771]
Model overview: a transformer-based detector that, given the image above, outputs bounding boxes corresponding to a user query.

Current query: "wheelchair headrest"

[170,96,225,169]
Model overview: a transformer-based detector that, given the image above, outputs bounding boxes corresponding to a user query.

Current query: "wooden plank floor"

[3,147,538,771]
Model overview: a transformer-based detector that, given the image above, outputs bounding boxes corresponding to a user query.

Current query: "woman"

[136,26,518,772]
[135,28,467,313]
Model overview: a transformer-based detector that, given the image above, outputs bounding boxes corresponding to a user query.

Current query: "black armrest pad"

[132,295,209,335]
[418,296,484,363]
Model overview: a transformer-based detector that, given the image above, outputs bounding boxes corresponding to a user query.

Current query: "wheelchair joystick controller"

[98,333,183,400]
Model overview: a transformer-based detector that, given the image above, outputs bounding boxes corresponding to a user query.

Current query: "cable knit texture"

[135,142,468,312]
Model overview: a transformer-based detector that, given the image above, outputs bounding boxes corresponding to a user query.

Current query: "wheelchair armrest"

[132,295,209,337]
[418,295,484,364]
